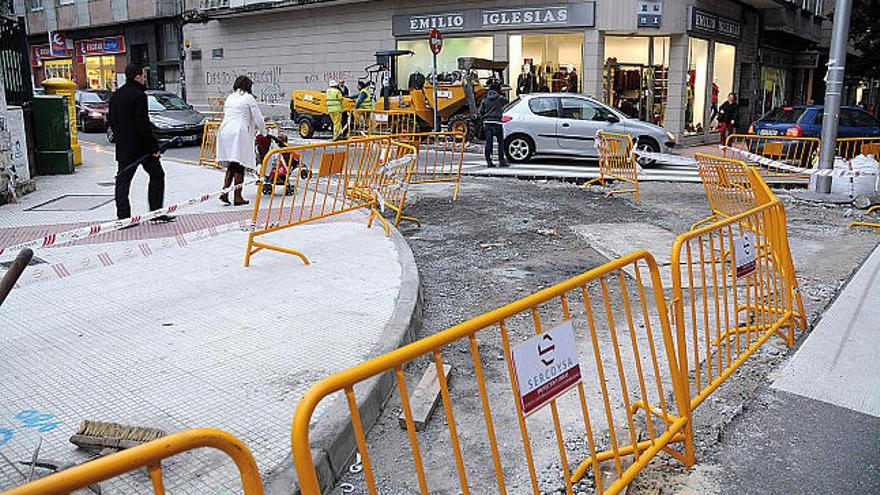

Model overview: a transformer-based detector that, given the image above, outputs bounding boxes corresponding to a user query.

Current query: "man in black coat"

[109,64,170,221]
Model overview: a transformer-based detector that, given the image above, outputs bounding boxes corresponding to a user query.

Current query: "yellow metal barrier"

[723,134,819,180]
[398,131,466,198]
[849,205,880,231]
[670,198,797,411]
[292,250,692,495]
[199,121,280,169]
[3,428,263,495]
[585,131,640,204]
[351,109,418,137]
[244,135,416,266]
[835,136,880,160]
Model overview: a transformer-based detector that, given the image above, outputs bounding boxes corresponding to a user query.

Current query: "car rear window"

[528,97,558,118]
[842,109,879,127]
[762,107,805,124]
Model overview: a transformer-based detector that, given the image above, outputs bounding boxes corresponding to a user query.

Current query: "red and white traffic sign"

[429,28,443,55]
[511,320,582,417]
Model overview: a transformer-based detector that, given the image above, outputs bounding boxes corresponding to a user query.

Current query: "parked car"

[501,93,676,165]
[107,90,206,146]
[749,105,880,138]
[75,89,112,132]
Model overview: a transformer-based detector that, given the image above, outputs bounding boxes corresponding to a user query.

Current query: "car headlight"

[665,131,676,142]
[89,111,103,118]
[153,121,172,130]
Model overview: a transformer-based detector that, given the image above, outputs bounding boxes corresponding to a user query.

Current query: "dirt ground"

[328,177,879,495]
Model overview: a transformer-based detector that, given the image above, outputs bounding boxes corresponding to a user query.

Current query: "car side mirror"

[606,114,620,123]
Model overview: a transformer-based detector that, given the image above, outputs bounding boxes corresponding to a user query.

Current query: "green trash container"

[31,95,74,175]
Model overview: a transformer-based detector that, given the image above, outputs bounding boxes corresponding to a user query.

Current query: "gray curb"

[265,222,422,495]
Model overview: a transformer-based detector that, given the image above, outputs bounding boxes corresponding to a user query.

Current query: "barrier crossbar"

[3,428,263,495]
[723,134,819,180]
[670,199,797,412]
[351,109,418,138]
[585,131,640,203]
[835,136,880,160]
[292,250,692,495]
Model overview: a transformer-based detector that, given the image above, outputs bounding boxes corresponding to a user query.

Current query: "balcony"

[762,5,823,43]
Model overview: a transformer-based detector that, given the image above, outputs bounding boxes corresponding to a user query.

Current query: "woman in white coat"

[217,75,267,205]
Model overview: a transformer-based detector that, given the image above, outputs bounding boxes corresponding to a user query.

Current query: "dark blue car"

[750,105,880,138]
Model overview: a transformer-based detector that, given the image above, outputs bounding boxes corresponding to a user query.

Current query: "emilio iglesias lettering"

[482,7,568,27]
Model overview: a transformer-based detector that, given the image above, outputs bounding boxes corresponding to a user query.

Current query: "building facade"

[184,0,823,144]
[14,0,183,93]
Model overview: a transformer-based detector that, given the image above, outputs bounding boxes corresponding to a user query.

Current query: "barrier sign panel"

[511,320,581,416]
[733,233,756,278]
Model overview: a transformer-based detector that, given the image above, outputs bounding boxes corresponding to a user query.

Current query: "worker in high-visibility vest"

[354,80,373,134]
[326,79,344,140]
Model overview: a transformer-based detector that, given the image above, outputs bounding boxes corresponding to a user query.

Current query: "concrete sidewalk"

[691,244,880,494]
[0,146,420,494]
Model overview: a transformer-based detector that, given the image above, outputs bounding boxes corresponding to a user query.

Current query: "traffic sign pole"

[429,29,442,132]
[433,52,438,131]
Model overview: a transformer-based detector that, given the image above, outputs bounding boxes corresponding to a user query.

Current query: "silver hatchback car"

[501,93,676,164]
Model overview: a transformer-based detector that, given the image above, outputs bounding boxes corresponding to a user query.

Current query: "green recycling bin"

[31,95,74,175]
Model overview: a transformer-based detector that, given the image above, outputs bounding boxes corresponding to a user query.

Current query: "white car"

[501,93,676,164]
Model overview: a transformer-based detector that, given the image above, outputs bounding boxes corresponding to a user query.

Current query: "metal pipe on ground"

[0,248,33,307]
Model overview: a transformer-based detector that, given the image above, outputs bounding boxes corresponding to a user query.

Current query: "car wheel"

[505,135,534,163]
[635,137,660,167]
[106,126,115,143]
[298,117,315,139]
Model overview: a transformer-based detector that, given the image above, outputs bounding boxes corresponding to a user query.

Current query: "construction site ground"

[328,177,879,494]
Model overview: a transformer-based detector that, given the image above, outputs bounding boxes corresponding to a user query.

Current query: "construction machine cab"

[365,50,414,109]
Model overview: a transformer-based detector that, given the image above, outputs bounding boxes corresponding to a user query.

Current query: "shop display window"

[685,37,709,136]
[509,33,583,97]
[603,36,669,125]
[86,55,118,91]
[43,59,73,81]
[761,67,786,115]
[710,42,736,131]
[396,37,493,88]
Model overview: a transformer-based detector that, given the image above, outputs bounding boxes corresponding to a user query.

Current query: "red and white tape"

[10,218,251,289]
[718,146,879,177]
[0,179,256,258]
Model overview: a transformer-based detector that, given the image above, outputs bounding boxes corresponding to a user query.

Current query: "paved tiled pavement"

[0,148,405,494]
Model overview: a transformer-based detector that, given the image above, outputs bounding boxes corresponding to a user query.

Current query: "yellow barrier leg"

[250,240,310,265]
[583,176,606,188]
[369,207,391,237]
[148,463,166,495]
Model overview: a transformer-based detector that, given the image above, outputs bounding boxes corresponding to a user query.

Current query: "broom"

[70,420,167,455]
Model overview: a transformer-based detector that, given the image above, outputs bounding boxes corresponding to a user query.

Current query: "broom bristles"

[76,420,166,443]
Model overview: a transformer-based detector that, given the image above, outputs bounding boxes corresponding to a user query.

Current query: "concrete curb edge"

[265,222,422,494]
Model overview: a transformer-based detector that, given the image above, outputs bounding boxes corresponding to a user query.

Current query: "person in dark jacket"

[478,80,508,168]
[717,92,739,144]
[109,64,171,221]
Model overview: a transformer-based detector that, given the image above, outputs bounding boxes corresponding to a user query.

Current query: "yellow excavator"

[291,50,508,140]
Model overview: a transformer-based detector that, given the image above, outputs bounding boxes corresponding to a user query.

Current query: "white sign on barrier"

[373,113,390,123]
[733,233,756,278]
[511,320,581,417]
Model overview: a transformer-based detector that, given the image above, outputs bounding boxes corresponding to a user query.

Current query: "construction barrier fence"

[199,121,281,169]
[350,109,418,138]
[723,134,819,180]
[835,136,880,160]
[398,131,466,193]
[849,205,880,231]
[2,428,263,495]
[244,135,416,266]
[585,131,640,204]
[293,250,691,495]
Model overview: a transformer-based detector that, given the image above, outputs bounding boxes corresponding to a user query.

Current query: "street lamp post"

[815,0,853,194]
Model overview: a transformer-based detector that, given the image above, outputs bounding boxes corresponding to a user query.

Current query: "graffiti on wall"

[304,70,356,88]
[204,66,286,104]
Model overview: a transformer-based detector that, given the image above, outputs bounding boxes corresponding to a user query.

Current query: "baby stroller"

[256,134,307,196]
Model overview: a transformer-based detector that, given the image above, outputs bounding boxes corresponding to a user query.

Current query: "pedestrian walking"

[216,75,268,206]
[718,92,738,144]
[326,80,345,140]
[109,64,172,222]
[478,80,508,168]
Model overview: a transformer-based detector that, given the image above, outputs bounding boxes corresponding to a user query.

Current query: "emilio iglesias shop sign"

[392,3,596,36]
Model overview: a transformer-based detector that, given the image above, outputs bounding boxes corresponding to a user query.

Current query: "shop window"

[396,37,493,88]
[604,36,669,125]
[685,37,709,136]
[509,33,583,97]
[85,55,118,91]
[43,59,73,81]
[27,0,42,11]
[710,42,736,131]
[528,97,558,118]
[761,67,786,115]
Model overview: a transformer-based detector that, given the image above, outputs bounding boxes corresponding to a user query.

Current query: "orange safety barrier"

[244,135,417,266]
[691,154,807,332]
[350,109,418,137]
[292,250,692,495]
[723,134,819,181]
[3,428,263,495]
[199,121,280,169]
[849,205,880,232]
[835,136,880,160]
[584,131,640,203]
[398,131,466,197]
[670,197,799,412]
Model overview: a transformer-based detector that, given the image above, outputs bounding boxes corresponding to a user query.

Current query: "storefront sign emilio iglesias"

[393,3,596,36]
